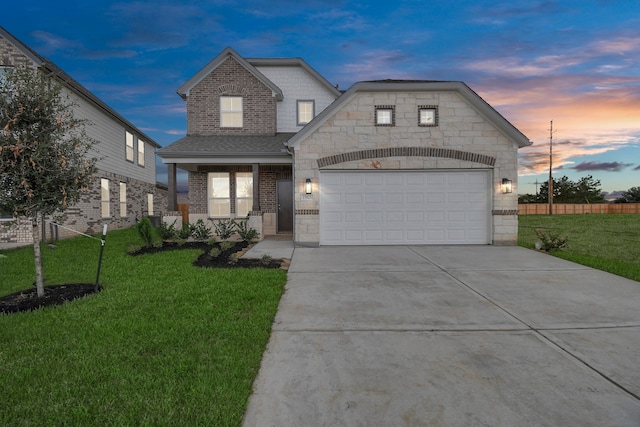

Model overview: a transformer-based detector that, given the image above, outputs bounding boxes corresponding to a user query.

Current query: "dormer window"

[220,96,243,128]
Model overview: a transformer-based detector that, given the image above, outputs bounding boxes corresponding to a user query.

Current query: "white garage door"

[320,170,490,245]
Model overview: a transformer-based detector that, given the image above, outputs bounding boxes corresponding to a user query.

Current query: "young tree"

[0,65,98,297]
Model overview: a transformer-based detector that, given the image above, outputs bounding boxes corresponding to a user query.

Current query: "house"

[158,47,341,236]
[160,47,532,246]
[0,26,164,244]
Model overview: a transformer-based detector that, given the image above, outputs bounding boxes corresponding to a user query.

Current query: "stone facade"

[292,89,521,245]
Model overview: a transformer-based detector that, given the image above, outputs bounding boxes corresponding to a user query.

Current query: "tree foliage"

[614,186,640,203]
[519,175,605,204]
[0,65,98,296]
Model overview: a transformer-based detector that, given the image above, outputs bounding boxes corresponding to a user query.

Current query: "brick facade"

[1,171,165,244]
[186,56,277,136]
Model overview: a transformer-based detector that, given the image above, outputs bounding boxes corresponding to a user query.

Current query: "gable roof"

[288,80,532,149]
[0,26,160,148]
[248,57,342,98]
[176,46,284,101]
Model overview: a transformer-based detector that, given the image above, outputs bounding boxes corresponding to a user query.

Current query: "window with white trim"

[147,193,154,216]
[119,182,127,217]
[220,96,243,128]
[297,100,315,125]
[101,178,110,218]
[208,172,230,217]
[375,105,395,126]
[235,172,253,217]
[125,131,134,162]
[138,140,145,166]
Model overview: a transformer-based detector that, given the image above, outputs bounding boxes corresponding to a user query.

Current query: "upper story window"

[297,100,315,125]
[418,106,438,127]
[125,131,134,162]
[138,139,145,166]
[375,105,395,126]
[220,96,243,128]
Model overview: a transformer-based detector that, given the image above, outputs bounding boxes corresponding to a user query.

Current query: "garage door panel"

[320,171,490,245]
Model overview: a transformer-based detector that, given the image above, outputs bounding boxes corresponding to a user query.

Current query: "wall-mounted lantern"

[305,178,312,195]
[501,178,513,194]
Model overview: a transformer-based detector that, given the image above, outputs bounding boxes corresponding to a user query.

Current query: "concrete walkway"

[243,245,640,426]
[241,235,295,260]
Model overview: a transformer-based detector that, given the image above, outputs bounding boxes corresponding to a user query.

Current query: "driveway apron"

[243,246,640,426]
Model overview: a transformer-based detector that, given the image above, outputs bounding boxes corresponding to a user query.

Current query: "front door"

[276,179,293,233]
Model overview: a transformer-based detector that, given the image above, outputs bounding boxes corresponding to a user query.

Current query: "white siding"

[255,65,338,132]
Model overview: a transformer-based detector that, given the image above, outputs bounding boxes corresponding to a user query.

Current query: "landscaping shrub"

[192,219,212,242]
[233,219,260,243]
[135,217,161,247]
[212,219,236,240]
[535,228,568,251]
[157,220,179,241]
[178,222,194,240]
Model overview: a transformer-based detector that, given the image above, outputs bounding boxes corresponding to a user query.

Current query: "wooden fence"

[518,203,640,215]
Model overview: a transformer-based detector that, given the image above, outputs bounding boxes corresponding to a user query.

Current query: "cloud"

[634,165,640,171]
[31,30,136,59]
[571,161,633,172]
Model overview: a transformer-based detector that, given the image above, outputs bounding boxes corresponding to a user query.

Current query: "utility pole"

[548,120,554,215]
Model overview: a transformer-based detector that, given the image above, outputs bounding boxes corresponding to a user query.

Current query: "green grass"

[0,228,287,426]
[518,214,640,282]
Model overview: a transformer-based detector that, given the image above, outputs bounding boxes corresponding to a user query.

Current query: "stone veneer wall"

[187,56,277,136]
[293,90,520,245]
[0,171,163,244]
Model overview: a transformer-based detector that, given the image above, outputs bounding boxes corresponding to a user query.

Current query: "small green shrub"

[209,247,221,258]
[535,228,568,251]
[192,219,212,242]
[135,217,161,247]
[178,222,193,240]
[207,236,217,245]
[260,254,272,266]
[157,220,179,241]
[212,219,236,240]
[220,241,235,251]
[126,243,142,254]
[229,253,239,264]
[233,219,260,243]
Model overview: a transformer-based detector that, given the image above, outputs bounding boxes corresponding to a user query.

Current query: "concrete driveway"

[243,246,640,426]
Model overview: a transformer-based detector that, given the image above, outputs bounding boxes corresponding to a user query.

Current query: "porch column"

[252,163,260,212]
[167,163,178,211]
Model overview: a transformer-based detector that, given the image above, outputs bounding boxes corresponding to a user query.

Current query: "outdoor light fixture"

[501,178,513,194]
[305,178,312,194]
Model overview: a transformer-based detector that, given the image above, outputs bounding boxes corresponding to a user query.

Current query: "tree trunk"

[32,218,45,297]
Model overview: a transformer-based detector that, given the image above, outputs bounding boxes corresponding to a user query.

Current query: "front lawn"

[0,227,287,426]
[518,214,640,282]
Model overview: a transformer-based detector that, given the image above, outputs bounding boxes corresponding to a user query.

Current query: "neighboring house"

[160,47,532,246]
[0,26,164,244]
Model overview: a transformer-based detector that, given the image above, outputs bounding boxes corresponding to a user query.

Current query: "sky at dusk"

[3,0,640,197]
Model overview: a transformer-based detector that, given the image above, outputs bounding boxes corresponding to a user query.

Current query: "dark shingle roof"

[158,133,295,159]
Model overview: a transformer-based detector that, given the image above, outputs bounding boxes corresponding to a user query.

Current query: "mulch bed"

[0,283,102,315]
[130,240,284,269]
[1,240,285,315]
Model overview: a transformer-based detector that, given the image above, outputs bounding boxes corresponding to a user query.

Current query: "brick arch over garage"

[316,147,496,168]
